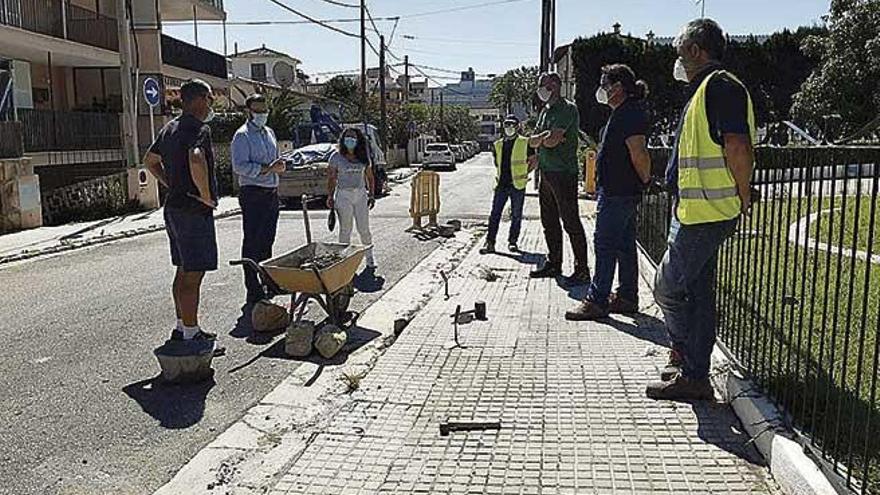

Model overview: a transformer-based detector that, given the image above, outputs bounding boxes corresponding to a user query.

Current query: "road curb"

[0,208,242,266]
[636,246,838,495]
[152,229,480,495]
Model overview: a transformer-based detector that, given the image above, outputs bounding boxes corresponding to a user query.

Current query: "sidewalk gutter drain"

[439,421,502,437]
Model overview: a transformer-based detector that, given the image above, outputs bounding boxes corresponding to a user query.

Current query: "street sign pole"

[143,77,161,144]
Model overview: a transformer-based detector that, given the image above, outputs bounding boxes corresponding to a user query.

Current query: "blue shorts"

[164,207,218,272]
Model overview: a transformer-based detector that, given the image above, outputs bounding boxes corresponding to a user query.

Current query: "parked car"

[451,144,466,163]
[465,141,479,157]
[423,142,456,171]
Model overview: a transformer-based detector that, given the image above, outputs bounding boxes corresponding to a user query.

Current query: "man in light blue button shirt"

[231,94,285,304]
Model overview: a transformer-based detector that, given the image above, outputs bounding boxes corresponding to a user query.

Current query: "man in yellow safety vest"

[647,18,756,401]
[480,115,536,254]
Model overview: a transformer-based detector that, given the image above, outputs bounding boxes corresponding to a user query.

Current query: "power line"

[262,0,360,38]
[396,0,534,19]
[165,17,399,26]
[314,0,359,8]
[400,34,534,46]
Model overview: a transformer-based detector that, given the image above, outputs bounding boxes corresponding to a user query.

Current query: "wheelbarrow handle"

[229,258,284,297]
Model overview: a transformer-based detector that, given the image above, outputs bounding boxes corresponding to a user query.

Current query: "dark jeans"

[239,186,280,303]
[538,170,589,272]
[487,184,526,244]
[586,192,639,307]
[653,215,738,380]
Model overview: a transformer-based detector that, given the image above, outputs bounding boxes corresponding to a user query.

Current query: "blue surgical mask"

[343,137,358,150]
[252,112,268,128]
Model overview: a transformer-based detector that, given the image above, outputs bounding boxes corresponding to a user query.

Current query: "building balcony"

[0,0,118,52]
[17,108,121,153]
[161,34,227,80]
[160,0,225,21]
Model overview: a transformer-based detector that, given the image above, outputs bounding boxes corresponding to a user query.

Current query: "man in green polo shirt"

[528,72,591,284]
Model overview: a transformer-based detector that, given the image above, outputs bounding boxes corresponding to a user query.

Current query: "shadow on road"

[353,269,386,293]
[602,313,669,348]
[122,376,215,429]
[693,401,767,466]
[491,250,545,266]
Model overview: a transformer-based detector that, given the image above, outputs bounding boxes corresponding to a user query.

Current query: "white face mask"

[536,87,552,103]
[503,126,517,138]
[251,112,269,128]
[595,87,609,105]
[673,57,690,83]
[202,108,216,124]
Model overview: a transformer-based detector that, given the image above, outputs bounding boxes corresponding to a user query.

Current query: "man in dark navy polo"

[144,79,219,342]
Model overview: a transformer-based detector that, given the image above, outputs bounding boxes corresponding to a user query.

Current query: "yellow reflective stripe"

[679,156,727,170]
[678,187,738,200]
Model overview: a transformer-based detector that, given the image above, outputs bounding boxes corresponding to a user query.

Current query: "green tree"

[321,76,360,121]
[792,0,880,140]
[490,66,540,115]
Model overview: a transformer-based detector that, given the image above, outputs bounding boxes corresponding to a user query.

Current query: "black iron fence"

[0,0,118,52]
[18,108,121,152]
[637,146,880,494]
[0,121,23,158]
[161,35,227,80]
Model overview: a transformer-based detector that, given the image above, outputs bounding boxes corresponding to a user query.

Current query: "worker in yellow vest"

[647,19,756,401]
[480,115,535,254]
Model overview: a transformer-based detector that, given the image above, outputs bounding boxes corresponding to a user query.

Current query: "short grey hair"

[675,18,726,60]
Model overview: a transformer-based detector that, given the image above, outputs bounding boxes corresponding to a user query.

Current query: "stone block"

[285,320,316,358]
[314,323,347,359]
[251,299,290,333]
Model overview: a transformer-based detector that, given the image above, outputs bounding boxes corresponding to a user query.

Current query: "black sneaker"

[508,242,519,253]
[170,329,218,341]
[479,241,495,255]
[529,264,561,279]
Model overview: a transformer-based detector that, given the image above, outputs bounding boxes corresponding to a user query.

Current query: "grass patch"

[809,196,880,255]
[717,194,880,492]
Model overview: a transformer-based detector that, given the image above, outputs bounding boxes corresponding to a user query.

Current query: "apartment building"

[0,0,228,196]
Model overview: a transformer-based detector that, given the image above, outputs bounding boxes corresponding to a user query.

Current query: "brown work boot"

[661,349,684,381]
[646,375,714,401]
[564,300,609,321]
[608,293,639,314]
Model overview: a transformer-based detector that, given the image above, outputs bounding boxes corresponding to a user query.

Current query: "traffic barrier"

[408,170,440,231]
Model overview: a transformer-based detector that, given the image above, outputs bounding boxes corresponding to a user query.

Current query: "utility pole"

[439,90,445,141]
[403,55,409,104]
[539,0,556,72]
[379,35,387,153]
[360,0,367,123]
[116,0,138,168]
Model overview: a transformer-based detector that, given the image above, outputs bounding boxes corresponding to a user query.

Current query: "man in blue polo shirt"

[231,94,285,304]
[144,79,218,342]
[566,64,652,321]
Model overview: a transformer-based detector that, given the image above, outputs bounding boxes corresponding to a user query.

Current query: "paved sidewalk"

[267,217,780,494]
[0,197,241,263]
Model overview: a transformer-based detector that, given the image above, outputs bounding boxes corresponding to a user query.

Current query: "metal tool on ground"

[302,194,312,243]
[439,420,502,437]
[440,270,449,300]
[450,301,489,323]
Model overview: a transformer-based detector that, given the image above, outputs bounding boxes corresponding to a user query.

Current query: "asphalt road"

[0,153,497,495]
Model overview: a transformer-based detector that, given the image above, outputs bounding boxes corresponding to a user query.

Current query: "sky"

[165,0,831,85]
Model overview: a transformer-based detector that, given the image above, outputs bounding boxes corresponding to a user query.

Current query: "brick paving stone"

[270,216,781,495]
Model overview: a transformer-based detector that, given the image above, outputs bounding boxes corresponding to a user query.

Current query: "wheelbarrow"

[230,195,370,327]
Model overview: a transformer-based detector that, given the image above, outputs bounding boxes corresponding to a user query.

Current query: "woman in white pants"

[327,127,376,269]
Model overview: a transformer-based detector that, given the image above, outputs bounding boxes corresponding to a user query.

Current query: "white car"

[423,143,456,171]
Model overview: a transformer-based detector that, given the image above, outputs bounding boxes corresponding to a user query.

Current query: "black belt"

[240,185,278,194]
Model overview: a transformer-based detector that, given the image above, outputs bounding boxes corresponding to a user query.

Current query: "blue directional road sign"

[143,77,161,107]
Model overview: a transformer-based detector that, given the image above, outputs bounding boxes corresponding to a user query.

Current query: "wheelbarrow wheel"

[328,283,354,322]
